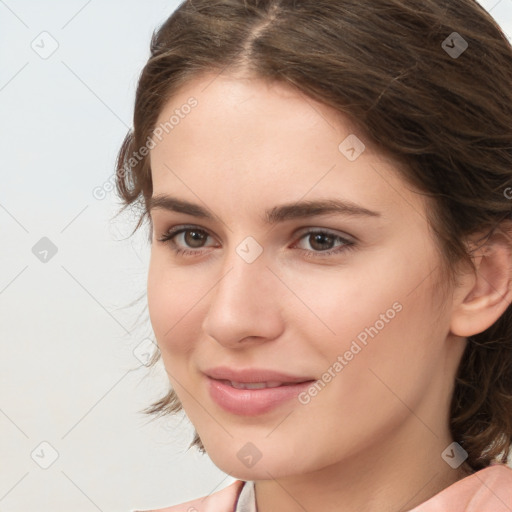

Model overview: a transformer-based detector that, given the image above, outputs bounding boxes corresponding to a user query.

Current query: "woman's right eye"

[157,226,216,257]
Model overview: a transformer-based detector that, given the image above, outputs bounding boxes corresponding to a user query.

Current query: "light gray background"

[1,1,511,511]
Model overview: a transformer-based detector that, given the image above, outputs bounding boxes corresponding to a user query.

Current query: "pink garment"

[133,463,512,512]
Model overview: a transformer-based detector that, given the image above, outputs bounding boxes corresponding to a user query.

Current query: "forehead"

[156,70,384,154]
[149,72,426,223]
[153,71,371,154]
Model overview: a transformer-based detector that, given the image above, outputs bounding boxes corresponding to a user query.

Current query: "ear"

[450,223,512,338]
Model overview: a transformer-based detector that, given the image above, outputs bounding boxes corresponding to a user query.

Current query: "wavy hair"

[115,0,512,470]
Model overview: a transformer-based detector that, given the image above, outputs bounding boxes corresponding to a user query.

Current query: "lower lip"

[206,376,315,416]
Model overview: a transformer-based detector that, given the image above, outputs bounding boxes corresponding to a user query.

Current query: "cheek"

[147,253,198,351]
[290,253,441,385]
[320,280,444,431]
[289,281,441,455]
[279,257,405,342]
[147,256,171,341]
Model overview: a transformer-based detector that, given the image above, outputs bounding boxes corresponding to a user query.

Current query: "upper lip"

[204,366,316,384]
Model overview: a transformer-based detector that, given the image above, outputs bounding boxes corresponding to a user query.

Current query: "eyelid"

[160,224,219,246]
[292,225,356,243]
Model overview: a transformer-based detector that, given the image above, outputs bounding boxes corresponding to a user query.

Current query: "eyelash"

[156,224,356,259]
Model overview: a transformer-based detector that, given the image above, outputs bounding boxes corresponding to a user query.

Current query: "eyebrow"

[148,194,381,224]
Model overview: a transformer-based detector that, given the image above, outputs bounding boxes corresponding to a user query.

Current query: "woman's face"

[147,72,466,479]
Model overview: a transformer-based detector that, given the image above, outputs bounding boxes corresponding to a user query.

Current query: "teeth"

[227,380,284,389]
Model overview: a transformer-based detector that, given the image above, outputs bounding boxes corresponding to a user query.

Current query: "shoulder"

[411,463,512,512]
[131,479,246,512]
[470,463,512,506]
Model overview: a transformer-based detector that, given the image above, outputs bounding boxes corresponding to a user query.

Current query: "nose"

[201,242,284,348]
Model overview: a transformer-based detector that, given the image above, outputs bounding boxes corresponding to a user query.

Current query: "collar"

[235,480,256,512]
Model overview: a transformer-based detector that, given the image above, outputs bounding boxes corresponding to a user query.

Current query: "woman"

[118,0,512,510]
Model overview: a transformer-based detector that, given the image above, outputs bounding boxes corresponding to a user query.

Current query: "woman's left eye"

[293,230,356,257]
[156,225,356,258]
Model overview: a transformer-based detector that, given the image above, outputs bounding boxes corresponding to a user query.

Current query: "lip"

[206,377,316,415]
[203,366,315,384]
[203,366,317,416]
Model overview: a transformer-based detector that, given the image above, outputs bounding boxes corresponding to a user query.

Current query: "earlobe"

[449,229,512,338]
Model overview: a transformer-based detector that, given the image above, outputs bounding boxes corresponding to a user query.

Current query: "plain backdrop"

[1,1,511,511]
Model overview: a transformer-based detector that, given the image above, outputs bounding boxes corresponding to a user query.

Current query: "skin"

[146,71,512,512]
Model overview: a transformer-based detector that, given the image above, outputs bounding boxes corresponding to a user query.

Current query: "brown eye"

[308,232,336,251]
[157,226,215,255]
[183,229,208,248]
[294,229,355,257]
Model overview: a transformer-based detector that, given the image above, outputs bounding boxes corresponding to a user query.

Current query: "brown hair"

[116,0,512,470]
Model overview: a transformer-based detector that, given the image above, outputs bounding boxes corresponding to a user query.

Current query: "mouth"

[206,376,317,416]
[203,365,316,384]
[217,379,314,389]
